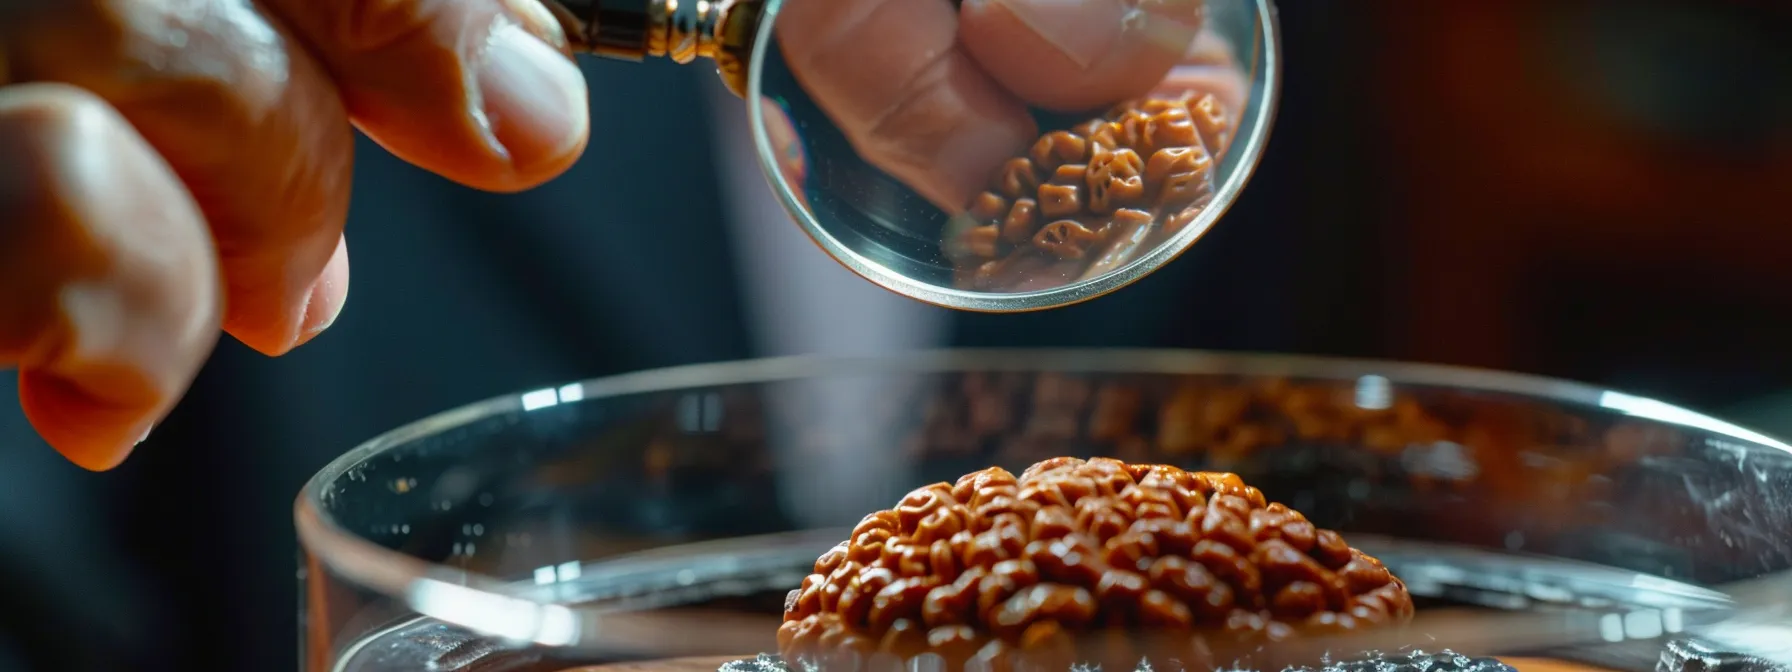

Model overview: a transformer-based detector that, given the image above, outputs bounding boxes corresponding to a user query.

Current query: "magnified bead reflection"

[749,0,1275,309]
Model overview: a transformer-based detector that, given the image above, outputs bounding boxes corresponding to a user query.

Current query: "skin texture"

[0,0,591,469]
[776,0,1216,210]
[0,0,1241,471]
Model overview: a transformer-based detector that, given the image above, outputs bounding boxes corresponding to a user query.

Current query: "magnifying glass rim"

[746,0,1284,313]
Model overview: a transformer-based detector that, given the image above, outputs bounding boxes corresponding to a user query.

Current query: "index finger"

[0,85,220,470]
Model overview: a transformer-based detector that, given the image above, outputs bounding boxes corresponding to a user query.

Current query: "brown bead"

[1016,479,1069,508]
[1077,457,1135,494]
[853,511,898,538]
[1147,555,1234,621]
[1070,118,1108,139]
[948,90,1244,292]
[1026,537,1108,587]
[814,542,850,575]
[1132,517,1198,558]
[1339,551,1397,593]
[1270,581,1328,619]
[915,505,966,545]
[1094,570,1149,624]
[879,618,928,658]
[1146,105,1201,154]
[1036,184,1082,220]
[925,625,985,662]
[1189,92,1231,159]
[1196,496,1257,554]
[1312,529,1353,568]
[1030,505,1076,541]
[963,518,1027,570]
[956,225,1000,259]
[994,158,1040,200]
[1250,503,1318,552]
[896,544,932,577]
[776,618,803,651]
[1115,108,1152,152]
[921,567,983,628]
[989,584,1097,639]
[1075,496,1133,541]
[780,458,1413,667]
[1020,457,1084,480]
[876,540,905,570]
[968,191,1009,223]
[1047,163,1085,186]
[868,576,937,632]
[850,532,891,567]
[1015,621,1077,671]
[895,483,952,533]
[953,467,1017,502]
[787,573,824,619]
[1000,199,1039,245]
[839,567,896,626]
[1029,131,1088,173]
[1087,124,1120,154]
[1140,589,1195,628]
[975,559,1038,621]
[972,496,1038,533]
[1085,148,1147,214]
[819,562,858,612]
[1032,220,1102,260]
[1191,539,1263,606]
[1146,146,1215,209]
[1120,482,1182,519]
[1223,609,1267,640]
[1102,528,1159,572]
[930,538,960,582]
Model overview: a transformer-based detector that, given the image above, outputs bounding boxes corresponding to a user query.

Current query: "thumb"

[958,0,1203,112]
[262,0,591,192]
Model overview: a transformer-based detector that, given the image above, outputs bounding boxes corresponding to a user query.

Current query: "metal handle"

[542,0,765,97]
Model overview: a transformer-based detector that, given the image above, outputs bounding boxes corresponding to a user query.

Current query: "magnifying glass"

[543,0,1280,312]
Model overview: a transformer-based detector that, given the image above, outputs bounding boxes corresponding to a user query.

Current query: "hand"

[0,0,591,469]
[776,0,1247,211]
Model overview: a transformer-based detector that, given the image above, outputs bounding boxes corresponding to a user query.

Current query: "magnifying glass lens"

[548,0,1280,312]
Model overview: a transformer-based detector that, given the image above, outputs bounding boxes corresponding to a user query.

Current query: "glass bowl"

[296,350,1792,672]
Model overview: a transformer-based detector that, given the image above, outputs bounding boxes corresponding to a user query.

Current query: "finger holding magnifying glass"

[775,0,1243,214]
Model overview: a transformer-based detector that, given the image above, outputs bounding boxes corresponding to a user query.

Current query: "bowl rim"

[744,0,1286,313]
[296,347,1792,636]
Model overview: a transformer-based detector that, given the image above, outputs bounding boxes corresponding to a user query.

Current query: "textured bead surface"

[778,458,1414,670]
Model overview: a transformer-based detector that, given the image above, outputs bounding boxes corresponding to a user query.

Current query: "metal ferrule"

[543,0,764,97]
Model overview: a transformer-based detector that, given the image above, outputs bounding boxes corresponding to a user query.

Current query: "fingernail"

[982,0,1198,69]
[476,21,590,168]
[503,0,570,51]
[986,0,1125,68]
[294,238,349,348]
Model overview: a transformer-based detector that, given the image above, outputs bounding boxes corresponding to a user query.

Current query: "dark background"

[0,0,1789,670]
